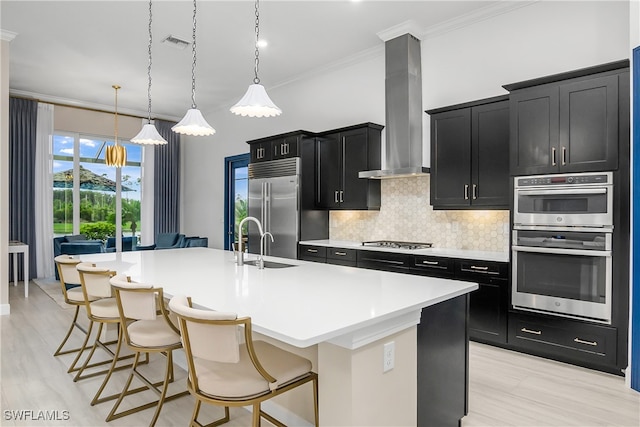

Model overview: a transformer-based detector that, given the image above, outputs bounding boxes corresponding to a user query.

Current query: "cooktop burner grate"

[362,240,433,250]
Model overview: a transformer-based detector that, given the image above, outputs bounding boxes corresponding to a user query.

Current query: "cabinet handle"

[422,260,439,265]
[562,147,567,166]
[472,184,477,200]
[307,249,318,253]
[334,191,339,203]
[574,337,598,346]
[340,190,344,203]
[464,184,469,200]
[521,328,542,335]
[335,251,347,256]
[551,147,557,166]
[470,265,489,271]
[285,143,290,155]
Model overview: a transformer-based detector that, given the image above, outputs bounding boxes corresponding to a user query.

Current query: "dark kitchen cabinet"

[505,61,628,175]
[326,247,357,267]
[298,244,357,266]
[508,311,618,369]
[316,123,382,210]
[427,96,509,209]
[248,130,314,163]
[298,244,326,263]
[455,259,508,345]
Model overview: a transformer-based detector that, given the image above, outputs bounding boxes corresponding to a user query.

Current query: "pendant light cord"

[146,0,153,122]
[191,0,198,109]
[253,0,260,84]
[113,85,120,147]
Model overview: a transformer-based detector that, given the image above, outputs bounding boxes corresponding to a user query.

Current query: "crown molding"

[1,30,17,42]
[9,89,182,122]
[422,1,539,39]
[377,20,424,42]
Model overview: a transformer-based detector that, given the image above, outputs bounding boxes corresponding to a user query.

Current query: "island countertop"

[81,247,477,349]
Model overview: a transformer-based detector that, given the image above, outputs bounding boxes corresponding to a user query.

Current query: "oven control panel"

[516,173,611,187]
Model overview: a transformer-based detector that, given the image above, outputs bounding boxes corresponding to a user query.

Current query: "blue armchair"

[184,236,208,248]
[53,234,104,279]
[136,232,185,251]
[105,236,136,252]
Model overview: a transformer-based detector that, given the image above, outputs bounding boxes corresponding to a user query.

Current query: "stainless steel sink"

[244,259,296,269]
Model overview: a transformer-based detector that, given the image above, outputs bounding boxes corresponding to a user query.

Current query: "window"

[53,132,143,244]
[224,154,249,250]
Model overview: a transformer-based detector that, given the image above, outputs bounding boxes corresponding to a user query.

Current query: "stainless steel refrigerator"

[247,157,328,259]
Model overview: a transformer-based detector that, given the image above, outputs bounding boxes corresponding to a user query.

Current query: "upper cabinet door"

[507,65,626,176]
[509,86,559,175]
[430,108,472,207]
[340,128,370,210]
[472,101,510,207]
[559,74,618,172]
[316,133,341,209]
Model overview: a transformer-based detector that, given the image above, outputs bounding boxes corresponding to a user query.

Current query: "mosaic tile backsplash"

[330,175,510,252]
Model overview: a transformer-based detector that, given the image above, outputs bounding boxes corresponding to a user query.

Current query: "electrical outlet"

[452,222,459,233]
[383,341,395,373]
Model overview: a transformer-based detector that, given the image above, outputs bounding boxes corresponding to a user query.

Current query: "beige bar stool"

[53,255,104,373]
[75,263,141,406]
[106,275,189,426]
[169,294,319,427]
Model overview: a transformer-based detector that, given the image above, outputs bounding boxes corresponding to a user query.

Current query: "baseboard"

[1,303,10,315]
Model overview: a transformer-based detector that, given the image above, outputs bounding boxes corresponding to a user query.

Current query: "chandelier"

[105,85,127,167]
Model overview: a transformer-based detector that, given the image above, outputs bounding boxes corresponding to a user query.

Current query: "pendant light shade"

[173,0,215,136]
[230,0,281,118]
[131,123,168,144]
[105,85,127,168]
[132,0,167,145]
[172,109,216,136]
[230,84,282,118]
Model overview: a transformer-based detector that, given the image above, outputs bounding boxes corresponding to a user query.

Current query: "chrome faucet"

[258,232,274,269]
[236,216,264,266]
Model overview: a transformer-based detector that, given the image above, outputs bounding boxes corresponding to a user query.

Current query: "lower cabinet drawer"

[508,312,617,367]
[327,247,357,266]
[412,255,454,278]
[298,245,326,263]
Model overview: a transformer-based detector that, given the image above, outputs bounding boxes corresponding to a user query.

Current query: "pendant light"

[172,0,215,136]
[230,0,282,118]
[131,0,167,145]
[105,85,127,167]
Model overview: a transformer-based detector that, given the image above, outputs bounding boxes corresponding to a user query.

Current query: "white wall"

[181,53,385,248]
[182,0,630,250]
[1,34,12,315]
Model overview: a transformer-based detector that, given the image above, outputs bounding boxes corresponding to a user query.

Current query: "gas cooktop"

[362,240,433,250]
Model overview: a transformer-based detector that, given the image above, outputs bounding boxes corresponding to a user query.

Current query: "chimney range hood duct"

[359,33,429,179]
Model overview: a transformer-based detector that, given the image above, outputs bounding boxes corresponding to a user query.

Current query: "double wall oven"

[512,172,613,324]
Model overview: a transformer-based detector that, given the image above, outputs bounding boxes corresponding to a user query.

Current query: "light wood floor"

[2,282,639,426]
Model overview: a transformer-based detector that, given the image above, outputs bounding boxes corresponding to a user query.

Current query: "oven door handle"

[512,245,611,257]
[516,188,607,196]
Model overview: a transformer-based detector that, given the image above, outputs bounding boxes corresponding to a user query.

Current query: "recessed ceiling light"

[161,34,190,50]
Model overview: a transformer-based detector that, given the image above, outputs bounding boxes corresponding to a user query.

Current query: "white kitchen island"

[81,247,477,426]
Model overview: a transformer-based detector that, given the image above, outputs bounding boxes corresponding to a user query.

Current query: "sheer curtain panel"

[35,103,54,278]
[9,97,37,280]
[153,120,180,235]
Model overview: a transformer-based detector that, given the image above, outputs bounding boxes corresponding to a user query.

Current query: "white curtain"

[35,103,54,278]
[140,119,155,246]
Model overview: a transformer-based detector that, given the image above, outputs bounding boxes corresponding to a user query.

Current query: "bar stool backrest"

[169,294,240,363]
[55,255,82,288]
[77,263,115,299]
[110,275,157,321]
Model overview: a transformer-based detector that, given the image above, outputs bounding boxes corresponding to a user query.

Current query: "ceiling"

[2,0,506,120]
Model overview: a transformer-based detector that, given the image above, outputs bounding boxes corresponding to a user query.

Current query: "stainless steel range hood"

[359,33,429,179]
